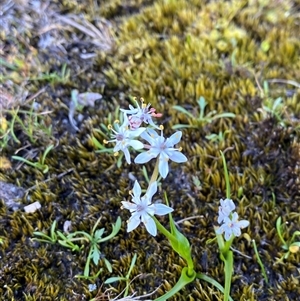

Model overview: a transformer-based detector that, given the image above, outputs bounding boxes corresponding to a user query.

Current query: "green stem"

[221,250,233,301]
[196,273,234,301]
[153,215,194,275]
[252,239,269,284]
[152,216,177,245]
[154,267,196,301]
[223,235,234,255]
[215,229,234,256]
[220,151,230,199]
[84,247,93,277]
[67,231,92,242]
[276,217,287,247]
[149,157,159,186]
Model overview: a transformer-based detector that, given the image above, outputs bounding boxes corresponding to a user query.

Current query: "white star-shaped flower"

[217,198,236,224]
[121,181,173,236]
[134,129,187,178]
[216,212,249,241]
[105,114,145,164]
[121,98,162,130]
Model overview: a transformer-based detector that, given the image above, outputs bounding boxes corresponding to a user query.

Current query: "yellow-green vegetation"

[276,216,300,262]
[0,0,299,300]
[12,144,54,174]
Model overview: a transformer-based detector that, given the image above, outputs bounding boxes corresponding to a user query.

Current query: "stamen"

[108,124,112,130]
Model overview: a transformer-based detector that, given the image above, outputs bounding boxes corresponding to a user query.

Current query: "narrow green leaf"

[104,276,125,284]
[172,105,195,119]
[172,124,195,129]
[103,258,112,273]
[99,216,122,243]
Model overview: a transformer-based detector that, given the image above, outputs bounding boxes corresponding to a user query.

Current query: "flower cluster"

[120,97,162,130]
[102,96,251,300]
[216,198,249,241]
[105,98,187,179]
[105,98,188,236]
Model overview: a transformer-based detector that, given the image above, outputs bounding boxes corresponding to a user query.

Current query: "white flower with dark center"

[216,212,249,241]
[104,114,145,164]
[217,198,236,224]
[121,98,162,130]
[134,129,187,178]
[121,181,173,236]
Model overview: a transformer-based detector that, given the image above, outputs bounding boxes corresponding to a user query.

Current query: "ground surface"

[0,0,300,300]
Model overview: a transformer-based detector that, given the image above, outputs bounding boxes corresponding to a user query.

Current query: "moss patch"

[0,0,299,300]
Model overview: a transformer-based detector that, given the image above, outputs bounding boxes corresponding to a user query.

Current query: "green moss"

[0,0,299,300]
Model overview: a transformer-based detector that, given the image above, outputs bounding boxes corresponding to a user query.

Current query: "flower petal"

[140,130,155,144]
[231,212,239,222]
[216,224,225,235]
[221,199,236,212]
[128,140,144,150]
[224,229,233,241]
[232,226,242,237]
[120,107,138,114]
[148,118,160,129]
[149,148,161,157]
[128,127,146,138]
[218,209,229,224]
[121,201,137,212]
[127,215,141,232]
[168,151,188,163]
[113,141,124,152]
[132,181,142,199]
[237,220,249,229]
[142,215,157,236]
[165,131,182,147]
[123,148,131,164]
[158,156,169,178]
[145,204,155,215]
[146,181,157,201]
[134,151,156,164]
[120,113,130,127]
[153,203,174,215]
[145,128,159,138]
